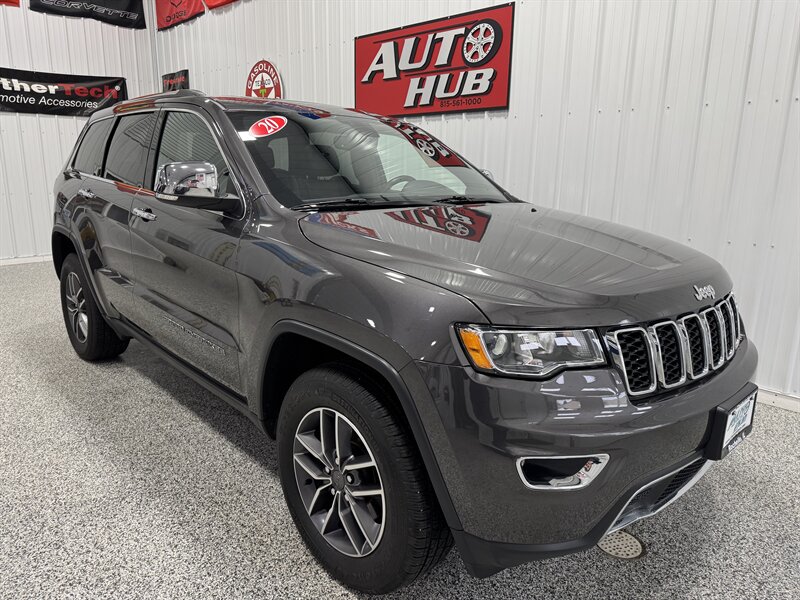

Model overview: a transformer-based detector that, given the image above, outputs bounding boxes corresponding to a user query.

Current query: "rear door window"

[105,112,158,187]
[72,118,114,176]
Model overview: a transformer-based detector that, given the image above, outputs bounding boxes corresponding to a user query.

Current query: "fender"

[260,319,463,531]
[51,223,119,322]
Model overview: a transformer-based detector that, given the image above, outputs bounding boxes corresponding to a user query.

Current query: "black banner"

[0,67,127,116]
[162,69,190,92]
[29,0,145,29]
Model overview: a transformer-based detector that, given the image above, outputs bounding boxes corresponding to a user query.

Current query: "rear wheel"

[277,365,452,593]
[59,253,129,361]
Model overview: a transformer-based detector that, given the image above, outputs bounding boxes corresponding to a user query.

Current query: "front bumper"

[409,338,758,577]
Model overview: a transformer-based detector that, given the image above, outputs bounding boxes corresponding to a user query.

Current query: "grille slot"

[702,308,725,368]
[615,329,654,394]
[608,294,742,398]
[652,323,685,387]
[680,315,708,378]
[729,295,742,343]
[719,300,736,358]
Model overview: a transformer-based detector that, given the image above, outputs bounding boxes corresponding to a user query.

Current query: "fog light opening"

[597,530,646,560]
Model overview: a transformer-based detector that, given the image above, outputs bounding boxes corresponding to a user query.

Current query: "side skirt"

[108,317,265,432]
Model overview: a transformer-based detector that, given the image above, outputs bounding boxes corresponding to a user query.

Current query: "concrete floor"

[1,261,798,599]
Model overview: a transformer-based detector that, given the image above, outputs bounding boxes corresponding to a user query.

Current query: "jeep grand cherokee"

[52,90,758,594]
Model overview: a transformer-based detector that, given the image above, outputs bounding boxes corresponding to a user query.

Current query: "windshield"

[227,109,510,208]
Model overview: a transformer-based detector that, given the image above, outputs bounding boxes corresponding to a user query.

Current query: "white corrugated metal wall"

[153,0,800,398]
[0,1,158,259]
[0,0,797,398]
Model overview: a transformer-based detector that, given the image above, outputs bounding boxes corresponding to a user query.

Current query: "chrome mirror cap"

[155,161,219,199]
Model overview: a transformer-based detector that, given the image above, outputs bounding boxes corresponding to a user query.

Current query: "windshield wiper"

[293,197,372,211]
[292,197,433,212]
[432,195,505,205]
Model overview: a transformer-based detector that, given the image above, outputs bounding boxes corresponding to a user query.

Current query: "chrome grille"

[607,294,744,397]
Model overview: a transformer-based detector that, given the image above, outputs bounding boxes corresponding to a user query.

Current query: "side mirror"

[480,168,494,181]
[155,161,240,214]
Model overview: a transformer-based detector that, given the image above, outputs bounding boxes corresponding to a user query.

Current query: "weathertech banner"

[162,69,190,91]
[0,67,127,116]
[29,0,145,29]
[156,0,204,31]
[355,3,514,116]
[0,1,20,7]
[204,0,237,8]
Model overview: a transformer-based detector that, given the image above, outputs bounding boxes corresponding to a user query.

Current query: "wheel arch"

[259,320,462,531]
[51,228,77,278]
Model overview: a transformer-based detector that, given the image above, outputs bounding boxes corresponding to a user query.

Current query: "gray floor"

[1,261,798,600]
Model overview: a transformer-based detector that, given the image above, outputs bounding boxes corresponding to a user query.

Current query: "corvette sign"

[355,3,514,116]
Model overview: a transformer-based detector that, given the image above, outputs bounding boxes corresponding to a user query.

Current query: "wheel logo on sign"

[462,20,503,67]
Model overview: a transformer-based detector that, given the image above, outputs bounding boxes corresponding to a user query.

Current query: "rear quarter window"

[72,118,114,176]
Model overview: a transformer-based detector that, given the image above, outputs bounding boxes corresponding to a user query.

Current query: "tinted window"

[156,111,233,194]
[105,112,158,187]
[226,110,509,208]
[73,119,113,176]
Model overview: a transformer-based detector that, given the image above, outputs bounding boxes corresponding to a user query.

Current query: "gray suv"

[52,90,758,594]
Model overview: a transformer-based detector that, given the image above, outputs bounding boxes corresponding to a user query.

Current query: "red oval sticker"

[249,115,288,138]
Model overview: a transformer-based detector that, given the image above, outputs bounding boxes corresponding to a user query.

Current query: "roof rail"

[122,89,207,102]
[169,89,207,98]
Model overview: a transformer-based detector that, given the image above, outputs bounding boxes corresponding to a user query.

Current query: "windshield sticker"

[249,115,288,138]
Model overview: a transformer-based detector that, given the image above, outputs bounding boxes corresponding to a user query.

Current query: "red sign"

[355,3,514,116]
[248,116,288,138]
[204,0,237,7]
[0,0,20,6]
[245,60,284,99]
[156,0,204,31]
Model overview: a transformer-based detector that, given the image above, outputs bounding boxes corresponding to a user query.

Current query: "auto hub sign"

[355,3,514,116]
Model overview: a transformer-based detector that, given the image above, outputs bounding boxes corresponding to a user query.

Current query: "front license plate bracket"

[705,383,757,461]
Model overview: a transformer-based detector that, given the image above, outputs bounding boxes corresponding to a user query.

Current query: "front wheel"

[277,365,452,593]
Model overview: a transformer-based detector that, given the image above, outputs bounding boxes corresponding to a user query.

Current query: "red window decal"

[248,116,288,138]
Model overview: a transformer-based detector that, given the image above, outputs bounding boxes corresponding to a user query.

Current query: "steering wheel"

[384,175,416,191]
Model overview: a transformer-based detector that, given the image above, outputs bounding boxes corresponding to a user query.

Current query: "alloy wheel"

[65,271,89,343]
[293,407,386,557]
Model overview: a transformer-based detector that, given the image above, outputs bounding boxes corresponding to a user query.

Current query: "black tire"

[59,253,129,361]
[277,365,452,594]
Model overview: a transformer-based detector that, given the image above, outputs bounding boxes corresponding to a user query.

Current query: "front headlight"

[455,325,606,377]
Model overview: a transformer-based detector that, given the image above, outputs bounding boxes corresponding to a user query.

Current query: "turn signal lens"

[455,325,605,377]
[456,327,494,370]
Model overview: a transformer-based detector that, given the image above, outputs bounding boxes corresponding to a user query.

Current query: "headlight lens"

[455,325,606,377]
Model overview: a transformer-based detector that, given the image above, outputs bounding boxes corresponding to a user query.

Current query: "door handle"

[77,188,97,199]
[132,207,157,222]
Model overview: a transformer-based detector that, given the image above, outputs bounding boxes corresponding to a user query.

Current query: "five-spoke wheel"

[293,407,385,557]
[277,366,452,593]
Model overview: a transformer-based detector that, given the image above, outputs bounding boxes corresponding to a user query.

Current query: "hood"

[298,203,731,327]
